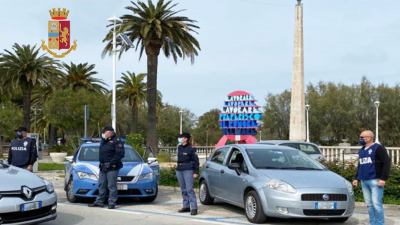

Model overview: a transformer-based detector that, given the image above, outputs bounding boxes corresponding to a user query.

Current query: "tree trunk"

[132,101,138,133]
[22,87,32,130]
[146,52,159,154]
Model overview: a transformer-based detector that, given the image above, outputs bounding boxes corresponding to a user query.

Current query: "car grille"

[303,209,345,216]
[118,176,135,182]
[0,204,55,223]
[0,186,46,201]
[301,194,347,201]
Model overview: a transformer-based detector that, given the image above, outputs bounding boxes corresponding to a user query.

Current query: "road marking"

[58,203,142,215]
[192,219,250,225]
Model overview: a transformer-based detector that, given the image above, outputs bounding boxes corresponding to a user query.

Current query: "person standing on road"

[89,126,124,209]
[352,130,391,225]
[8,127,37,172]
[176,132,200,216]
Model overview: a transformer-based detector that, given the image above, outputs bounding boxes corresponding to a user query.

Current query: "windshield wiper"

[260,166,282,169]
[0,160,10,168]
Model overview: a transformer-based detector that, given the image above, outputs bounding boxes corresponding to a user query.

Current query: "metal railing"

[318,146,400,165]
[159,145,400,166]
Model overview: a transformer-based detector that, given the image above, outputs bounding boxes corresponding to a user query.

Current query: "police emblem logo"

[368,149,372,155]
[23,141,28,147]
[41,8,77,58]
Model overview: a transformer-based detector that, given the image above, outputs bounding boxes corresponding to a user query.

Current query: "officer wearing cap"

[7,127,38,172]
[176,132,200,215]
[89,126,124,209]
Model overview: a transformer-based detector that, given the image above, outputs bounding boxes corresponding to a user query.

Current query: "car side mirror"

[65,156,73,163]
[147,157,158,165]
[228,163,241,176]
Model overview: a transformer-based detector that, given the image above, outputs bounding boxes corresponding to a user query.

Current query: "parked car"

[199,144,354,223]
[0,160,57,225]
[64,139,160,203]
[258,140,325,161]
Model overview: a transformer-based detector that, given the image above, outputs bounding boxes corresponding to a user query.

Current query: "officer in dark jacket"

[89,126,124,209]
[8,127,37,172]
[176,132,200,215]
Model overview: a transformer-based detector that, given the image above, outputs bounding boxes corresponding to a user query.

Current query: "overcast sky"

[1,0,399,116]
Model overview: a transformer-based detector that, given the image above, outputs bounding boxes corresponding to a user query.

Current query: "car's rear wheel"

[199,180,214,205]
[66,179,77,203]
[142,186,158,202]
[329,217,349,223]
[245,190,266,224]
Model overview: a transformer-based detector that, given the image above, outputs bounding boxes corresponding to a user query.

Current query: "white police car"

[0,160,57,224]
[64,140,159,203]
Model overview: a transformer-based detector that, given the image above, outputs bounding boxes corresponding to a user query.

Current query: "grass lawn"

[38,162,65,171]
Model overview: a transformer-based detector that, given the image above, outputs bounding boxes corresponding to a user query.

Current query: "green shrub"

[159,168,199,188]
[157,151,173,163]
[48,145,69,153]
[323,161,400,204]
[125,133,145,157]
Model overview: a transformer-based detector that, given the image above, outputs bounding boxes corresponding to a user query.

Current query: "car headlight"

[138,172,153,181]
[44,180,54,193]
[77,171,98,181]
[344,180,354,195]
[266,179,297,193]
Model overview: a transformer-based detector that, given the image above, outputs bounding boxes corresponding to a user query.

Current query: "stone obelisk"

[289,0,306,141]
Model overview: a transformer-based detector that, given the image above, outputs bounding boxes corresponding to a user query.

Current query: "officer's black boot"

[191,209,198,216]
[178,208,190,213]
[88,202,104,208]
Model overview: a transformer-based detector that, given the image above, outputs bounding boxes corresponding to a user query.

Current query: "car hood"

[74,161,151,177]
[0,166,45,190]
[258,169,347,189]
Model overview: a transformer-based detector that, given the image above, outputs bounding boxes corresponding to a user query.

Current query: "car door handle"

[220,169,224,174]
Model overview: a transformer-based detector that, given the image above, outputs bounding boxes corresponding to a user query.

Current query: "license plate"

[20,201,42,212]
[314,202,337,209]
[117,184,128,190]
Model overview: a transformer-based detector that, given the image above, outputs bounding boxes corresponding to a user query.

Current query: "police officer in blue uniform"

[89,126,124,209]
[8,127,37,172]
[352,130,391,225]
[176,132,199,215]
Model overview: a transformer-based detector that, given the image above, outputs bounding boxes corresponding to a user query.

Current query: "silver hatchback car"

[199,144,354,223]
[0,160,57,225]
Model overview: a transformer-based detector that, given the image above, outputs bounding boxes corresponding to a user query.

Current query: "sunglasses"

[359,136,370,139]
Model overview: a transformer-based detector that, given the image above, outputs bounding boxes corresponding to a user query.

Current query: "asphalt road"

[40,181,400,225]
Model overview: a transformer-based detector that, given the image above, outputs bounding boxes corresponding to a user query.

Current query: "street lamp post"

[374,100,380,143]
[305,104,310,142]
[107,16,122,132]
[179,110,184,134]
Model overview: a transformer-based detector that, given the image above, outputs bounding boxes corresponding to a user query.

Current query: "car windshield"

[246,148,325,170]
[78,146,143,162]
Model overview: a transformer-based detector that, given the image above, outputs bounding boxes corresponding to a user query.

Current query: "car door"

[205,147,230,198]
[220,148,249,205]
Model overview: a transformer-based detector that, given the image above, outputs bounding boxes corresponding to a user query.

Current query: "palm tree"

[62,62,108,94]
[0,43,62,130]
[117,72,147,133]
[102,0,200,152]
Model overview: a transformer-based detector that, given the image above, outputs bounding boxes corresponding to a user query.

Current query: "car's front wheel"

[199,180,214,205]
[244,190,266,223]
[66,179,77,203]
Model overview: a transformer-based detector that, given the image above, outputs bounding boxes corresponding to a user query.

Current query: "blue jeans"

[95,169,119,205]
[361,179,385,225]
[176,170,197,210]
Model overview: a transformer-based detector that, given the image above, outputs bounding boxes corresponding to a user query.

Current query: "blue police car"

[64,139,159,203]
